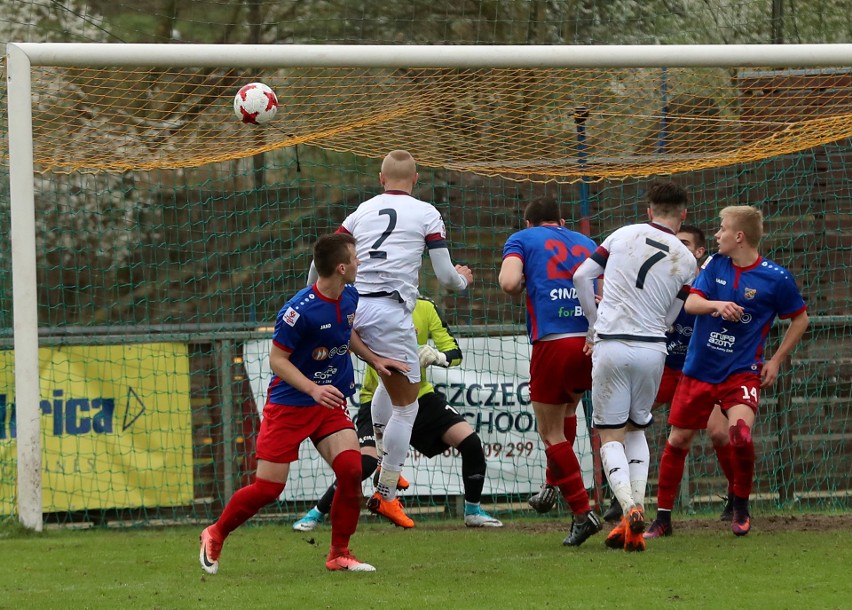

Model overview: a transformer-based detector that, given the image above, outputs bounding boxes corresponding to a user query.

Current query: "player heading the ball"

[308,149,472,528]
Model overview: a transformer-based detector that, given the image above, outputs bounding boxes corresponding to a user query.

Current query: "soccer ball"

[233,82,278,125]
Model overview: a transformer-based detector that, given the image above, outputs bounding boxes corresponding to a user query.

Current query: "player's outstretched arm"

[306,261,319,286]
[573,257,603,328]
[760,310,809,388]
[428,248,471,291]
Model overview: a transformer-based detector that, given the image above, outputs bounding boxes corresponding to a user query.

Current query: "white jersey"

[592,222,695,346]
[340,190,447,311]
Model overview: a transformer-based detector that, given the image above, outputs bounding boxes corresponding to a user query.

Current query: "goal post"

[5,43,852,531]
[7,43,40,531]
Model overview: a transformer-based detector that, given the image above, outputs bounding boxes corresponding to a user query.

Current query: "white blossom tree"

[1,1,155,326]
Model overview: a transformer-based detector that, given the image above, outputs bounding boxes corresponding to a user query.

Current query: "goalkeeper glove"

[418,344,449,368]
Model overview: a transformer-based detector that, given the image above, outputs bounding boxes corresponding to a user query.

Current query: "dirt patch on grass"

[508,513,852,534]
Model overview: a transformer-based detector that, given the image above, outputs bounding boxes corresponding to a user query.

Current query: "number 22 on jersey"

[545,239,591,280]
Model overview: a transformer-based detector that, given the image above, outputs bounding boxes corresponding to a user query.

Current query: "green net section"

[0,138,849,526]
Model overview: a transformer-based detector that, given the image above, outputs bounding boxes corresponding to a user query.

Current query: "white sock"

[600,440,634,513]
[378,400,418,500]
[377,467,400,501]
[371,382,393,469]
[624,430,650,508]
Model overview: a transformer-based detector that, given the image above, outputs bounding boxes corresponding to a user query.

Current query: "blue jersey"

[683,255,807,383]
[267,284,358,406]
[665,306,696,371]
[502,225,597,342]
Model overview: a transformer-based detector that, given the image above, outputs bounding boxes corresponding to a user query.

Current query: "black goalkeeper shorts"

[355,391,466,458]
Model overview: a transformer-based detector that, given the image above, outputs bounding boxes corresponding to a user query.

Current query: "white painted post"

[6,43,42,532]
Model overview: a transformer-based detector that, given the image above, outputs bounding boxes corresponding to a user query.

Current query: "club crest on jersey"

[744,287,757,299]
[282,307,300,327]
[347,313,355,327]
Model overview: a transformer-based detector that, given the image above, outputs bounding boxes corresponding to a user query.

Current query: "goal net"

[2,43,850,529]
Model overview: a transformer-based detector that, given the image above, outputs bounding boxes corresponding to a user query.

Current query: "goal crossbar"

[11,42,852,69]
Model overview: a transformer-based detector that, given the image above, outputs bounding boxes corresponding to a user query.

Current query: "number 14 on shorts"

[740,385,758,402]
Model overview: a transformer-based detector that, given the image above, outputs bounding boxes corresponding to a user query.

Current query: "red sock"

[329,449,362,552]
[544,416,577,487]
[215,477,285,538]
[656,442,689,511]
[714,441,735,495]
[729,419,755,499]
[545,440,590,515]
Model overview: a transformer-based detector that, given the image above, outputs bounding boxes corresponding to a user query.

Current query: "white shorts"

[354,297,421,384]
[591,340,665,429]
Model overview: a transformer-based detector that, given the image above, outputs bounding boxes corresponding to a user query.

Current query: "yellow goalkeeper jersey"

[359,296,462,403]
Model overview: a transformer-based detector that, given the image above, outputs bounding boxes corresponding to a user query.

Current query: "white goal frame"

[6,42,852,531]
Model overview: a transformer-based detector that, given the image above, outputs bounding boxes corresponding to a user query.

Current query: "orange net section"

[3,63,852,182]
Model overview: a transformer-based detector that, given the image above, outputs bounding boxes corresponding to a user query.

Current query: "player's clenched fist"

[712,301,745,321]
[455,264,473,287]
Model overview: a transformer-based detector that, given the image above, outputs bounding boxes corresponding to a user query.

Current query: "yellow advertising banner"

[0,343,193,514]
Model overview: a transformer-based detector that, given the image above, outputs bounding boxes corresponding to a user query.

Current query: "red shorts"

[654,366,683,406]
[255,401,355,463]
[529,336,592,404]
[668,372,761,430]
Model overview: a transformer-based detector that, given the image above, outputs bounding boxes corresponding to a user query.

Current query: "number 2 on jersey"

[545,239,591,280]
[369,208,397,259]
[635,238,670,289]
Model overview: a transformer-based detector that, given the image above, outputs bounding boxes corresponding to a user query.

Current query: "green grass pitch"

[1,514,850,609]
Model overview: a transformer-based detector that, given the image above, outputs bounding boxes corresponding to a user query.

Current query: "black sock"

[316,481,337,515]
[733,495,749,513]
[360,454,378,482]
[458,433,486,504]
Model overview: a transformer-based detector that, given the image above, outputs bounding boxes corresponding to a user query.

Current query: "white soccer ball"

[233,82,278,125]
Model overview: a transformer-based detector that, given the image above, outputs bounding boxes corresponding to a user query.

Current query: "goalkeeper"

[293,296,502,530]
